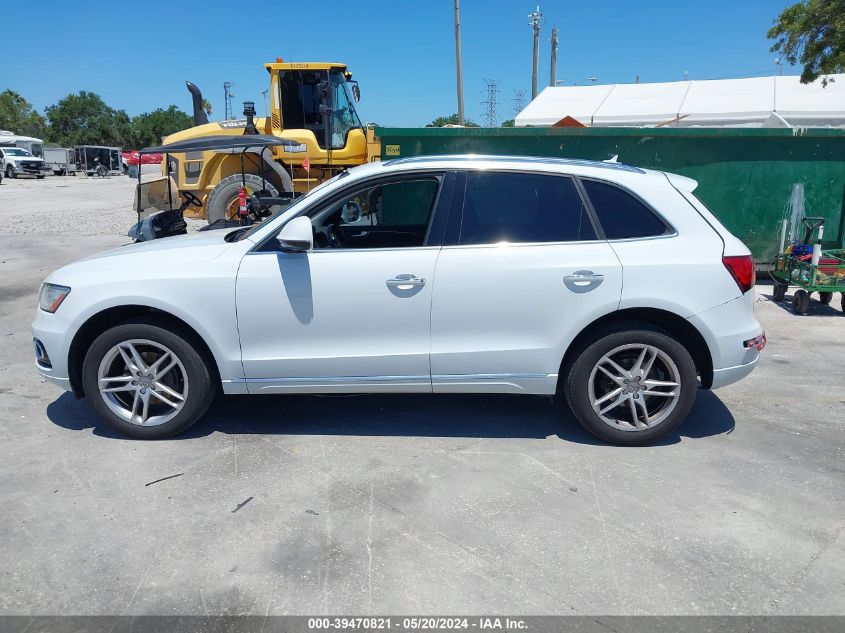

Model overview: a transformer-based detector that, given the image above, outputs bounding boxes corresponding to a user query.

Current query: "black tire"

[819,291,833,305]
[792,289,809,314]
[564,325,698,445]
[81,318,215,439]
[206,173,283,224]
[772,282,787,301]
[6,165,15,179]
[841,293,845,314]
[36,175,45,179]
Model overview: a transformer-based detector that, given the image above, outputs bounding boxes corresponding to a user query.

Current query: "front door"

[430,170,623,395]
[235,172,450,393]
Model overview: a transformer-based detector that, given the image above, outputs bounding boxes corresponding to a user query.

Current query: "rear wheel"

[564,326,697,445]
[206,173,283,224]
[792,289,809,314]
[82,319,215,439]
[819,291,833,305]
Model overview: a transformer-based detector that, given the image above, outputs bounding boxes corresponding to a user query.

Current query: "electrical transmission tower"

[223,82,235,120]
[480,79,500,127]
[512,89,527,116]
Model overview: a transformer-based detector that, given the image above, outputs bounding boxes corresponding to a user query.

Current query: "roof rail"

[383,154,645,173]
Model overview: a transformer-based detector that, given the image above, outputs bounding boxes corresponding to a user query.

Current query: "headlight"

[38,284,71,313]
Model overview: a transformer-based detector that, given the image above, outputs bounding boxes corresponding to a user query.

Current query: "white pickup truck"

[0,146,50,179]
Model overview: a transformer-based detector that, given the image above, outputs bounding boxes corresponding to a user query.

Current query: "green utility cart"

[771,217,845,314]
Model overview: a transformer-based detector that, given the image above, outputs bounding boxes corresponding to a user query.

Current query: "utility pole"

[454,0,465,126]
[528,5,543,99]
[261,89,269,117]
[549,26,558,87]
[481,79,500,127]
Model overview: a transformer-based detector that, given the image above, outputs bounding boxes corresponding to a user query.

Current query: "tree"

[768,0,845,84]
[426,113,480,127]
[501,119,515,127]
[201,98,213,116]
[45,91,132,147]
[131,106,193,147]
[0,90,47,138]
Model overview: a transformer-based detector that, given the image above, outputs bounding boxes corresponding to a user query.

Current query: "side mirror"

[276,216,313,252]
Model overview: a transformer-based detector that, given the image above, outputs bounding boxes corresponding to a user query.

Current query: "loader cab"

[268,62,364,152]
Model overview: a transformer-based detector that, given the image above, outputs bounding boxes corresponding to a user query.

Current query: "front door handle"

[563,270,604,293]
[386,274,426,289]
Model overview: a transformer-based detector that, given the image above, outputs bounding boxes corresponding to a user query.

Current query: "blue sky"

[4,0,796,127]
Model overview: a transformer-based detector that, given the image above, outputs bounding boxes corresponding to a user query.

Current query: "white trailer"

[0,130,44,157]
[42,148,77,175]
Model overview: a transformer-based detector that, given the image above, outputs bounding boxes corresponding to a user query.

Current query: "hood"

[45,228,245,289]
[79,228,237,262]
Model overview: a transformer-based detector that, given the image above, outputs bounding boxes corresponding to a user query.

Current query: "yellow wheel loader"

[160,60,381,222]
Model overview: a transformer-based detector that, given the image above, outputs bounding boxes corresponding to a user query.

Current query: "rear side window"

[581,179,668,239]
[459,171,596,245]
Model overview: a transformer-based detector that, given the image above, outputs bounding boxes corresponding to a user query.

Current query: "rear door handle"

[386,274,426,289]
[563,270,604,293]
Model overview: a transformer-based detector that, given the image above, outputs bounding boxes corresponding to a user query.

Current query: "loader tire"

[206,173,285,225]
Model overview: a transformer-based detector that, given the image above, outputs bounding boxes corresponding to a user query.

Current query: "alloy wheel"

[97,339,189,427]
[587,343,681,432]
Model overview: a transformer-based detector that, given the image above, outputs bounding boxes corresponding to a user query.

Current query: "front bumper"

[32,309,74,393]
[9,163,49,176]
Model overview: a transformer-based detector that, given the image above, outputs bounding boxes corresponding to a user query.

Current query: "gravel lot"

[0,168,204,236]
[0,174,843,616]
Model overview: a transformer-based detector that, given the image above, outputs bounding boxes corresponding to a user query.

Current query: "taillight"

[723,255,755,293]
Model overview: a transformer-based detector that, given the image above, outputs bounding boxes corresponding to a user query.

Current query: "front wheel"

[792,289,809,314]
[772,281,787,301]
[564,326,698,445]
[5,166,15,179]
[82,319,215,439]
[819,291,833,305]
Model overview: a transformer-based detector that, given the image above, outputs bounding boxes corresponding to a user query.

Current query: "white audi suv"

[32,156,764,444]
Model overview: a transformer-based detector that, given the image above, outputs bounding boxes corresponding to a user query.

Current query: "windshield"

[3,148,31,157]
[329,69,363,149]
[234,171,350,241]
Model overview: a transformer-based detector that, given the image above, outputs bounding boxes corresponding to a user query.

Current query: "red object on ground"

[123,151,164,166]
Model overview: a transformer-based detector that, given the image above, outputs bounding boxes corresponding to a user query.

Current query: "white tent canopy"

[515,75,845,128]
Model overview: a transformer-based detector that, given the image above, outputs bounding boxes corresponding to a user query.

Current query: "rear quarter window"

[581,179,669,240]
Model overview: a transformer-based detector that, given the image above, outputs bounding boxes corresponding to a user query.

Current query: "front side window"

[309,177,441,249]
[329,70,363,149]
[581,179,669,240]
[458,171,596,245]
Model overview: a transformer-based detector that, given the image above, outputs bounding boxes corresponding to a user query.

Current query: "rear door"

[430,170,623,394]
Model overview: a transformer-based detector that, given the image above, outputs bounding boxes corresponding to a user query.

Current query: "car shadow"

[760,280,843,317]
[46,388,734,446]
